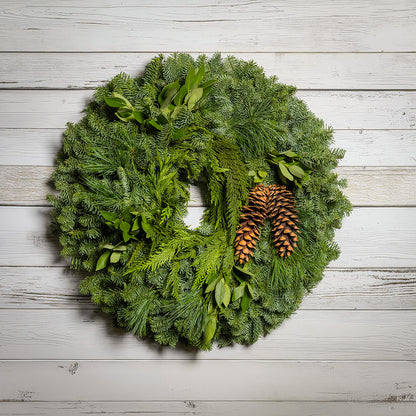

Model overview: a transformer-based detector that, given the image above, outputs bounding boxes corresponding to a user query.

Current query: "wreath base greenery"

[48,53,351,350]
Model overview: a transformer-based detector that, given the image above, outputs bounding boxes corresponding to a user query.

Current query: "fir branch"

[192,230,228,287]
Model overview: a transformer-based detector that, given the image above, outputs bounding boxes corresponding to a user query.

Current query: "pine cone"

[234,184,299,263]
[247,183,269,221]
[234,184,268,264]
[268,185,299,258]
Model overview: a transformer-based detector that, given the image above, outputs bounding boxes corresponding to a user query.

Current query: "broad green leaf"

[132,110,145,123]
[258,170,268,178]
[114,92,132,106]
[113,245,127,252]
[281,150,299,158]
[158,83,172,106]
[288,164,305,178]
[205,276,220,293]
[167,81,180,94]
[241,291,250,313]
[158,82,178,106]
[110,251,121,263]
[116,107,134,122]
[120,221,130,233]
[95,250,111,271]
[223,283,231,307]
[122,230,130,243]
[204,315,217,343]
[117,107,133,117]
[100,211,118,222]
[103,243,114,249]
[248,170,256,176]
[278,170,287,184]
[148,119,163,131]
[174,84,188,106]
[215,278,226,307]
[185,87,203,111]
[246,282,254,298]
[160,81,180,109]
[132,217,140,231]
[104,96,126,108]
[104,93,131,108]
[193,63,205,87]
[232,283,245,301]
[184,67,196,91]
[279,163,294,181]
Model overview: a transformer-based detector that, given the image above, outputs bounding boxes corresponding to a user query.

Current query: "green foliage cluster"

[48,53,352,350]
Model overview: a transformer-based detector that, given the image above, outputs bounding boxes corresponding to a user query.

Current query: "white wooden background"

[0,1,415,415]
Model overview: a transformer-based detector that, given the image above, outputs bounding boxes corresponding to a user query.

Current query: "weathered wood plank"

[0,129,62,166]
[0,267,90,309]
[301,91,416,130]
[334,130,416,167]
[305,268,416,309]
[337,167,416,206]
[1,166,414,207]
[1,309,415,360]
[1,360,415,401]
[1,267,415,310]
[1,90,415,130]
[1,52,415,90]
[0,206,414,268]
[1,401,415,416]
[1,128,415,167]
[1,1,415,52]
[332,207,416,268]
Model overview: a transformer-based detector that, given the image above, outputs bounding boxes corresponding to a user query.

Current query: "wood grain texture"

[1,360,415,402]
[2,52,416,90]
[1,401,416,416]
[1,0,415,52]
[0,206,414,268]
[337,167,416,206]
[1,309,415,360]
[1,267,415,310]
[334,130,416,167]
[2,128,415,167]
[1,90,415,129]
[1,165,414,207]
[1,0,415,413]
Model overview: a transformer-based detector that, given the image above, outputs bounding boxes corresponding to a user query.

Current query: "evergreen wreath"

[48,53,352,349]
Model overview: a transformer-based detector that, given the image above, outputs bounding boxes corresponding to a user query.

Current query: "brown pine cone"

[234,184,300,263]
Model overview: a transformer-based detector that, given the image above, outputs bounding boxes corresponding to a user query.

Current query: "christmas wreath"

[48,53,351,349]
